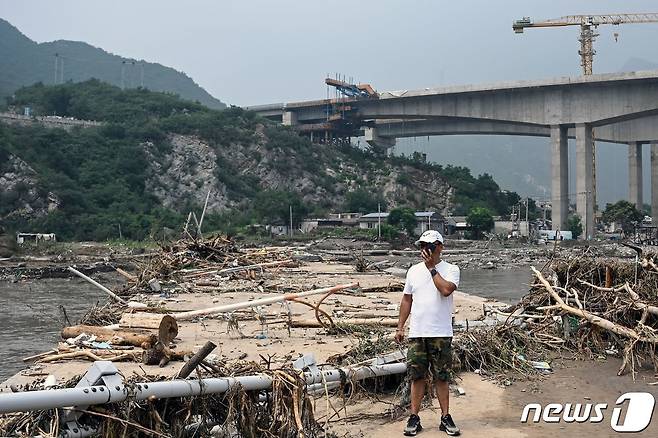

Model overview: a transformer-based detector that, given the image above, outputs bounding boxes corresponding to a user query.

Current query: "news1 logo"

[521,392,655,432]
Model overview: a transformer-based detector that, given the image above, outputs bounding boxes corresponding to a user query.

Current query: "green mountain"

[0,18,225,110]
[0,81,525,241]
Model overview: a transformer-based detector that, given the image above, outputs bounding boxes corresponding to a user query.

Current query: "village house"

[358,211,445,235]
[444,216,530,238]
[16,233,56,245]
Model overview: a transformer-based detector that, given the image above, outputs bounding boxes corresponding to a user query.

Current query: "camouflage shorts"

[406,337,453,382]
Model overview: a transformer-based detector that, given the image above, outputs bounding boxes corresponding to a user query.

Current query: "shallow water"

[459,267,533,304]
[0,277,117,381]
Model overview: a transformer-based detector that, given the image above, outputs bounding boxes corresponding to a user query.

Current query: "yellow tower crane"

[513,13,658,213]
[513,14,658,75]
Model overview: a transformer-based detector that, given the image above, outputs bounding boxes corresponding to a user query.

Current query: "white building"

[358,211,445,235]
[16,233,56,245]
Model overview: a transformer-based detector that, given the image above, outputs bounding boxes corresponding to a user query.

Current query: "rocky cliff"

[0,154,59,222]
[144,132,452,215]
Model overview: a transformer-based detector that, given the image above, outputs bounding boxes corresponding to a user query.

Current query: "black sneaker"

[439,414,460,436]
[404,414,423,436]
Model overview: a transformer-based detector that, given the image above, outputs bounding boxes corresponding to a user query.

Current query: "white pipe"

[0,360,404,414]
[172,282,358,321]
[189,259,295,276]
[215,259,295,274]
[104,282,358,329]
[68,267,127,305]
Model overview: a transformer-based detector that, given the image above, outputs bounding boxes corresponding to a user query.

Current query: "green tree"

[466,207,494,239]
[566,214,583,239]
[602,200,644,234]
[373,223,400,241]
[388,207,417,236]
[253,190,309,228]
[344,189,386,214]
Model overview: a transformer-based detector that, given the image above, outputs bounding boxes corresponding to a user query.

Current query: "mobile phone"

[425,242,436,253]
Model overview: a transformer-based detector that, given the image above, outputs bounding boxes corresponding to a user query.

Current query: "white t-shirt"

[403,260,460,338]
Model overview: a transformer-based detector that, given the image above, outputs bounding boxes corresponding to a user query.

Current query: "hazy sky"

[4,1,658,106]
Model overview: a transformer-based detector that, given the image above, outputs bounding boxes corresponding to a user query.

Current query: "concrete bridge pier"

[652,143,658,225]
[282,111,298,126]
[576,123,595,239]
[364,127,396,154]
[551,125,569,231]
[628,141,643,210]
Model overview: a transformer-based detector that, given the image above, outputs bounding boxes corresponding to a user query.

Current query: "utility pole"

[54,53,59,84]
[140,62,144,88]
[377,203,382,240]
[289,205,293,238]
[129,61,136,88]
[525,197,529,237]
[121,61,126,90]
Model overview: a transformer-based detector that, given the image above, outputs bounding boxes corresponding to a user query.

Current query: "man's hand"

[421,248,435,270]
[394,327,404,343]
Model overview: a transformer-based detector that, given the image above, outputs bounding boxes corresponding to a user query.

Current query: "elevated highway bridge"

[246,71,658,239]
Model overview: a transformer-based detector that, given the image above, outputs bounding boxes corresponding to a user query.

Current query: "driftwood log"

[119,313,178,344]
[141,341,189,366]
[177,341,216,378]
[61,325,157,348]
[38,350,139,363]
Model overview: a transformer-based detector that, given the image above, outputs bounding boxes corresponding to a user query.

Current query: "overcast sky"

[4,1,658,106]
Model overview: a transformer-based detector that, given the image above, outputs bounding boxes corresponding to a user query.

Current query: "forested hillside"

[0,81,524,240]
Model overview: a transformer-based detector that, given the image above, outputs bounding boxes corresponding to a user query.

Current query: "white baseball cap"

[415,230,444,246]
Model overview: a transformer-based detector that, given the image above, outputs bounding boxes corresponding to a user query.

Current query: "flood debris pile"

[0,375,80,436]
[79,301,127,326]
[463,250,658,381]
[394,250,658,384]
[0,363,326,438]
[327,328,398,365]
[525,253,658,377]
[124,235,298,294]
[452,325,554,382]
[11,232,658,436]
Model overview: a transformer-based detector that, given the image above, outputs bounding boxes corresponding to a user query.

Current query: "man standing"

[395,230,460,436]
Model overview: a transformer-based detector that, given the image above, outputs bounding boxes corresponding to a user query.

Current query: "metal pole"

[525,197,529,237]
[54,53,59,84]
[197,190,211,236]
[377,203,381,240]
[0,361,404,414]
[121,61,125,90]
[67,267,127,305]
